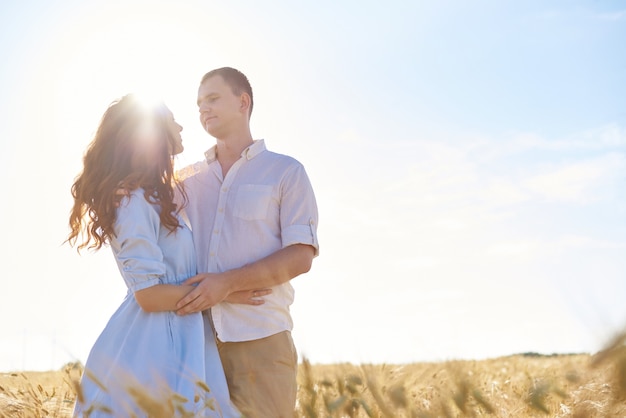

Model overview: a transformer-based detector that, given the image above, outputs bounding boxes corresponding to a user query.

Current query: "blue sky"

[0,0,624,371]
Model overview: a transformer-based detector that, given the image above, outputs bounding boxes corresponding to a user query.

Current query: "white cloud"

[583,123,626,147]
[522,153,625,203]
[336,129,362,144]
[483,232,625,267]
[462,124,626,166]
[595,10,626,21]
[555,234,626,252]
[480,178,531,206]
[537,8,626,22]
[485,239,542,260]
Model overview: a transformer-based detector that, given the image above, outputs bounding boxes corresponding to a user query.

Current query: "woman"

[67,94,247,417]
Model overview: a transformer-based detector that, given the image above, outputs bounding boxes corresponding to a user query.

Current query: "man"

[176,67,319,418]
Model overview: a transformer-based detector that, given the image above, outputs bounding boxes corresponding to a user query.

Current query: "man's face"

[197,75,243,137]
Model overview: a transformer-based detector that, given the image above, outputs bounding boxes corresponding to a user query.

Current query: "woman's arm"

[134,284,196,313]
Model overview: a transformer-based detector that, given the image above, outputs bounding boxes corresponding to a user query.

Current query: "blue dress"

[73,189,240,418]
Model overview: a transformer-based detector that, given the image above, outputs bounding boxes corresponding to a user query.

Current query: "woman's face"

[133,110,183,156]
[163,111,184,156]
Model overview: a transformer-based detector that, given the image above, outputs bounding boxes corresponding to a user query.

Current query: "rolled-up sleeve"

[280,164,319,256]
[112,192,165,292]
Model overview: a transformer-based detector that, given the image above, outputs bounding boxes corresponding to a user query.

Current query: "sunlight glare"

[132,90,166,113]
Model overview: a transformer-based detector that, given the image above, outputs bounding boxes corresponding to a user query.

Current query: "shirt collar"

[204,139,266,164]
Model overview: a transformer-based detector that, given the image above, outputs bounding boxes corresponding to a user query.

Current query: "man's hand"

[225,288,273,305]
[176,273,230,315]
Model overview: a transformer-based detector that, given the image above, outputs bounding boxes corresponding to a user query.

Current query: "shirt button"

[222,187,228,192]
[214,230,220,234]
[218,207,224,213]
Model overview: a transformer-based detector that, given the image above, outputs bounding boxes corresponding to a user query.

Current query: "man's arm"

[175,244,315,315]
[135,277,272,313]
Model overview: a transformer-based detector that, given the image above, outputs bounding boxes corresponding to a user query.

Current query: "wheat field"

[1,334,625,417]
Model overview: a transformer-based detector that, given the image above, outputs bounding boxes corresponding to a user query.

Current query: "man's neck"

[214,131,254,177]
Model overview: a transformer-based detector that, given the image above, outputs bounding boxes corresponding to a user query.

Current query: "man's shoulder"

[176,160,209,182]
[261,148,304,168]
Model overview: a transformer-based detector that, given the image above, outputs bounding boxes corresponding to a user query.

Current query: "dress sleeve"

[280,163,320,256]
[111,191,166,292]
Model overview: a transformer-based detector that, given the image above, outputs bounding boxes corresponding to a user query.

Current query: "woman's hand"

[225,288,273,305]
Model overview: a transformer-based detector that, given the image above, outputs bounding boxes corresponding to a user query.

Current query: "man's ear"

[240,93,251,115]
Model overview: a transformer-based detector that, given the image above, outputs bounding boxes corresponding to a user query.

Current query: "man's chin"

[204,120,218,133]
[205,126,221,138]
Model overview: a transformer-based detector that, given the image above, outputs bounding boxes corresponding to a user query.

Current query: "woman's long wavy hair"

[67,94,186,252]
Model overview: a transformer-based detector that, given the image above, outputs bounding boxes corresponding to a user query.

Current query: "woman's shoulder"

[113,188,161,235]
[119,187,147,205]
[118,188,159,216]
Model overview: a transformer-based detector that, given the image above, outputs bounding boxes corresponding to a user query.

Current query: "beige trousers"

[217,331,298,418]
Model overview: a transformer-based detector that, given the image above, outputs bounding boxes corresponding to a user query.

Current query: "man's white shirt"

[180,139,319,342]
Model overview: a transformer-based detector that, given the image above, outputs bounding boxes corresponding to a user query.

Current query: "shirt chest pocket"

[233,184,274,220]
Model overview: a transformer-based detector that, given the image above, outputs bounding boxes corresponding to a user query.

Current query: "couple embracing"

[68,67,319,417]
